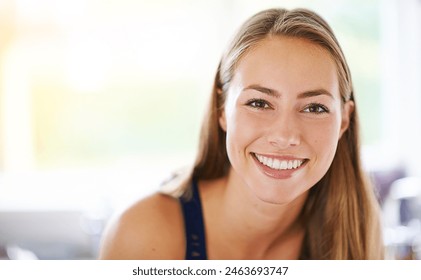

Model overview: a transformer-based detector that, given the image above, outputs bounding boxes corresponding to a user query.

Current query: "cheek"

[306,119,341,163]
[225,110,266,156]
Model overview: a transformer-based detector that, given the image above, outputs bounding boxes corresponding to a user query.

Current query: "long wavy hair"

[163,8,384,259]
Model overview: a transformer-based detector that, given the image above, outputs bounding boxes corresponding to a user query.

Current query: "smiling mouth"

[253,153,307,171]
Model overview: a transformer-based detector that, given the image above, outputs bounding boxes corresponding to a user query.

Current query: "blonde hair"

[164,8,383,259]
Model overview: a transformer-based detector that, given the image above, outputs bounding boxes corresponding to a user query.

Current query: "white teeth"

[273,159,281,169]
[280,160,288,169]
[263,156,268,166]
[255,154,304,170]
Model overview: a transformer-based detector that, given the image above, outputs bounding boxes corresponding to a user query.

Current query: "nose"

[267,111,301,149]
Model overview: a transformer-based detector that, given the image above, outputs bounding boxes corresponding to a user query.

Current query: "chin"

[252,187,307,206]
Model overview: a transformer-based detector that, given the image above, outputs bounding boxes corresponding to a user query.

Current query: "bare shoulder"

[99,192,185,259]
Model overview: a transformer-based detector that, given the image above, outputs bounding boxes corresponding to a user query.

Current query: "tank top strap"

[179,178,208,260]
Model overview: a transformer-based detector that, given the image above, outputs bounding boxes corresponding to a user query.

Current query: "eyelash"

[302,103,330,114]
[245,98,271,110]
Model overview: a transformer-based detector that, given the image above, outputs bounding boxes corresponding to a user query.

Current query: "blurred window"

[2,0,419,210]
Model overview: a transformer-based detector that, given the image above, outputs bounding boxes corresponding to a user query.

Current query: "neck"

[204,171,307,259]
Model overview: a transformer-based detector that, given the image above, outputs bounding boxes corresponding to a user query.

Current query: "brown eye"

[303,103,329,114]
[246,99,271,109]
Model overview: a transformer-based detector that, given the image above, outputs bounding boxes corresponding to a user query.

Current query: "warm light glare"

[65,39,111,93]
[1,44,34,171]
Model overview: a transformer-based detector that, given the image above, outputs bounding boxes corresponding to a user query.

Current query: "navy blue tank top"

[179,179,208,260]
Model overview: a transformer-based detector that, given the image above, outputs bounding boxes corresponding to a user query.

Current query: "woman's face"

[219,36,353,204]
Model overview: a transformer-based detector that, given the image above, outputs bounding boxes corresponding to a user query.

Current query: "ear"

[219,109,227,132]
[339,100,354,138]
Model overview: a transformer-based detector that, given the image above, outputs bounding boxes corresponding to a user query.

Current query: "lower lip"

[252,154,307,179]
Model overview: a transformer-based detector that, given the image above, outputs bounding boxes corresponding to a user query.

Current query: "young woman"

[99,8,384,260]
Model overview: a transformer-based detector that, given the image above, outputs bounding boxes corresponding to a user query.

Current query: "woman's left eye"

[302,103,329,114]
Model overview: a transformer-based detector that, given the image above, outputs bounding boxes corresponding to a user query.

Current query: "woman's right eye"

[246,99,271,109]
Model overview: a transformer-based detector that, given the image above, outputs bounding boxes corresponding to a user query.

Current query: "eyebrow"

[243,85,280,97]
[297,89,334,99]
[243,84,334,99]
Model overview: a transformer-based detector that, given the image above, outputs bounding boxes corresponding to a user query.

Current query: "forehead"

[232,36,339,97]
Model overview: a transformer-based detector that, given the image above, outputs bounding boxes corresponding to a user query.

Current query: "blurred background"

[0,0,420,259]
